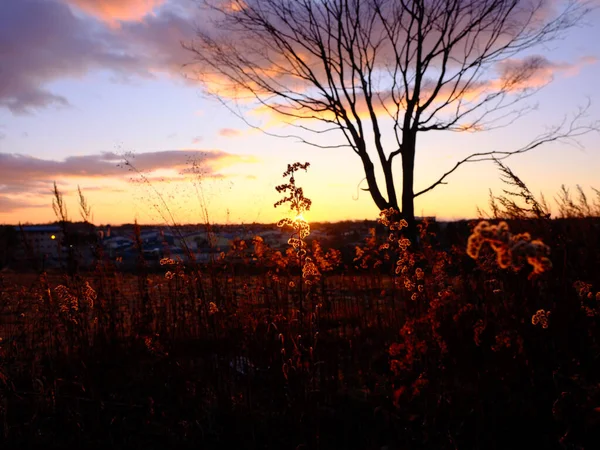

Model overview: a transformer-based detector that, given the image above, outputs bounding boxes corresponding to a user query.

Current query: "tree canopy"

[185,0,597,231]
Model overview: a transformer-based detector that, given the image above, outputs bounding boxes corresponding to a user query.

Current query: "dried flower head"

[467,220,552,276]
[531,309,551,329]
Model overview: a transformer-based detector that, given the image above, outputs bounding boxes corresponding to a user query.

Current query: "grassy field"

[1,215,600,449]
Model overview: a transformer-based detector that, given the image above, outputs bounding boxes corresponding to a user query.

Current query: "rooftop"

[16,225,62,233]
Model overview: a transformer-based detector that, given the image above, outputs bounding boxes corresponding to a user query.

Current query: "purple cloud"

[118,6,196,77]
[0,195,46,213]
[0,0,197,114]
[0,149,253,196]
[65,0,166,23]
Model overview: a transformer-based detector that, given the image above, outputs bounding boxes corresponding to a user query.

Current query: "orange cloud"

[67,0,164,23]
[492,55,598,91]
[243,54,597,132]
[219,128,242,137]
[224,0,247,13]
[0,149,257,204]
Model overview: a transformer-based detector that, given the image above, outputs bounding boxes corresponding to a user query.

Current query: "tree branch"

[414,101,599,198]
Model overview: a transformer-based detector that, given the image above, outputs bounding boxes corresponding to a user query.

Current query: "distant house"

[17,225,62,255]
[177,231,232,253]
[15,225,63,266]
[259,229,289,248]
[102,236,134,250]
[177,231,209,252]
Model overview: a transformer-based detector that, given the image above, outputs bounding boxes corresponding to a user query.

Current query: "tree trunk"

[401,135,417,242]
[361,153,391,212]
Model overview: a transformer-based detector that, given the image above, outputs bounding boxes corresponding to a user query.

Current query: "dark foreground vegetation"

[1,212,600,450]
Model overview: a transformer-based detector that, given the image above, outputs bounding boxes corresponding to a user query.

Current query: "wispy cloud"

[244,55,597,130]
[66,0,165,24]
[0,195,46,213]
[0,149,258,208]
[493,55,598,90]
[218,128,242,137]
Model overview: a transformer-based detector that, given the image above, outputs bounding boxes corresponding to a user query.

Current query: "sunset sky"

[0,0,599,226]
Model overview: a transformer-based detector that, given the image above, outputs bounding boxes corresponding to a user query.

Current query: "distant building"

[259,229,289,247]
[15,225,63,267]
[177,231,232,252]
[102,236,134,251]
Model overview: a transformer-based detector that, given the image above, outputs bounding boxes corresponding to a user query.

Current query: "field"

[1,216,600,449]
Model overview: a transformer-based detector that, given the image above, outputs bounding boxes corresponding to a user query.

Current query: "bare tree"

[184,0,597,235]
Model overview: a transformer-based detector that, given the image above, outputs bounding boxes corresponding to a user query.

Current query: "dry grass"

[1,166,600,449]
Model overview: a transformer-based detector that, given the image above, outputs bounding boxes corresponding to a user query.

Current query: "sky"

[0,0,599,226]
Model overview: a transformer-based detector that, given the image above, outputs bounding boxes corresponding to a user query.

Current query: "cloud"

[0,0,151,114]
[218,128,242,137]
[0,195,46,213]
[493,55,598,90]
[74,186,127,193]
[0,0,197,114]
[0,149,256,204]
[118,6,197,76]
[66,0,165,24]
[1,0,592,119]
[186,0,595,133]
[244,54,597,131]
[192,136,203,144]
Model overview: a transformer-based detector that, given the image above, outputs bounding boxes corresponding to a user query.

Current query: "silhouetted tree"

[186,0,597,237]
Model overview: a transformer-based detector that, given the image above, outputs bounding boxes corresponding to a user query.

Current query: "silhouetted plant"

[2,166,600,449]
[481,160,551,220]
